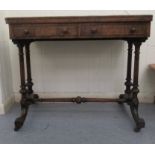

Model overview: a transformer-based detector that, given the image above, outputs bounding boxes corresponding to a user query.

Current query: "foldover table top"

[5,15,153,23]
[6,15,153,40]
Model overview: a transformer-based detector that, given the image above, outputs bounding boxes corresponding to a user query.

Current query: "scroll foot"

[130,98,145,132]
[134,118,145,132]
[14,105,29,131]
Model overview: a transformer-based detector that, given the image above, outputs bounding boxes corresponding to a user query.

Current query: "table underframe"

[13,38,146,132]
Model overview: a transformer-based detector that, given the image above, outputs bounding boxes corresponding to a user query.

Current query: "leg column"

[129,40,145,132]
[119,41,133,104]
[25,42,33,94]
[14,43,29,131]
[25,42,39,101]
[125,41,133,95]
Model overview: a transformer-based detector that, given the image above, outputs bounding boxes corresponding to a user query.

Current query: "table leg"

[129,40,145,132]
[14,43,29,131]
[25,42,39,101]
[25,42,33,94]
[119,41,133,104]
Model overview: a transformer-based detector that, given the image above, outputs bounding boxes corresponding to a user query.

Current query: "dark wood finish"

[25,42,33,94]
[8,22,150,40]
[125,41,133,94]
[14,43,27,131]
[131,41,145,132]
[6,15,153,132]
[80,23,149,39]
[119,41,133,103]
[38,97,119,104]
[6,15,152,24]
[6,16,152,40]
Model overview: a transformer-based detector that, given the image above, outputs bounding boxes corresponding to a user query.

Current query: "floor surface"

[0,103,155,144]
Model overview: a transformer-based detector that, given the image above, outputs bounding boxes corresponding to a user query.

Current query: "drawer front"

[80,23,149,38]
[10,22,149,39]
[10,24,78,39]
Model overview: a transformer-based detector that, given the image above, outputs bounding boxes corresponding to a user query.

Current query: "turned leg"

[119,41,133,104]
[25,42,39,101]
[25,42,33,95]
[125,41,133,95]
[129,41,145,132]
[14,43,29,131]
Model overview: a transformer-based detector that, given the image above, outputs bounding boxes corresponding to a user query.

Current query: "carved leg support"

[14,41,39,131]
[129,41,145,132]
[14,43,28,131]
[119,40,145,132]
[119,41,133,104]
[25,42,39,101]
[130,98,145,132]
[14,100,29,131]
[25,42,33,94]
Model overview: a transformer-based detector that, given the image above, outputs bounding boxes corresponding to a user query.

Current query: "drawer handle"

[130,27,136,33]
[24,29,30,35]
[91,28,97,34]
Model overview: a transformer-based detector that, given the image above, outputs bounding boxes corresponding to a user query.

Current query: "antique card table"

[6,15,153,132]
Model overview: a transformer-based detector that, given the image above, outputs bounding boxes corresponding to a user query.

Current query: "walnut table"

[6,15,153,132]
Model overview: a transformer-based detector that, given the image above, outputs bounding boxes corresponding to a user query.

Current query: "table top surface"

[6,15,153,24]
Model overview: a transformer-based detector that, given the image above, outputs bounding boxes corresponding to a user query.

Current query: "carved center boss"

[6,15,153,132]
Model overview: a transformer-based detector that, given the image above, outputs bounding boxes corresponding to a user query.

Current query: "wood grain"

[6,15,153,40]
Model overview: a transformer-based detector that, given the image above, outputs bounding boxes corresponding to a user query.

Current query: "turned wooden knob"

[91,28,97,34]
[130,27,136,33]
[24,29,29,35]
